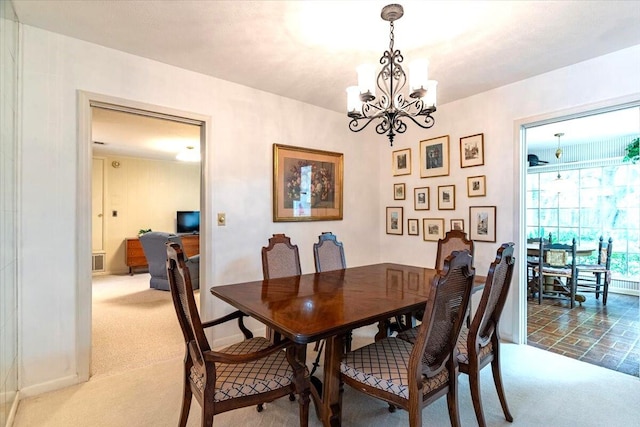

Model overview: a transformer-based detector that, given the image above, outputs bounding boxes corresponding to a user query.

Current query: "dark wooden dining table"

[211,263,484,427]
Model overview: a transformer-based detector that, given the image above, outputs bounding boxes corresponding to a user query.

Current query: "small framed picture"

[394,183,406,200]
[392,148,411,176]
[460,133,484,168]
[420,135,449,178]
[423,218,445,241]
[407,218,419,235]
[386,206,404,235]
[450,219,464,231]
[437,185,455,210]
[414,187,430,210]
[407,272,420,291]
[469,206,496,242]
[467,175,486,197]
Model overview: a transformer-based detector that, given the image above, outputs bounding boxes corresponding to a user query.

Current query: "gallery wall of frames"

[386,133,496,243]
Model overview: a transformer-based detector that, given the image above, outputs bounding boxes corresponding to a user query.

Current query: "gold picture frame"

[414,187,430,210]
[467,175,486,197]
[273,144,343,222]
[450,219,464,232]
[460,133,484,168]
[437,185,455,210]
[469,205,496,242]
[394,183,406,200]
[386,206,404,235]
[407,218,419,236]
[392,148,411,176]
[423,218,445,241]
[420,135,449,178]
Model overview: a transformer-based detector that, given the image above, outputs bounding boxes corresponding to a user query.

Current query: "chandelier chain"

[389,21,395,51]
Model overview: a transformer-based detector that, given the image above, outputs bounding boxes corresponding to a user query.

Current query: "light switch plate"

[217,213,226,226]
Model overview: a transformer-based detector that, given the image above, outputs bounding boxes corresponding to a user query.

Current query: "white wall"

[19,22,640,393]
[19,25,380,392]
[376,45,640,342]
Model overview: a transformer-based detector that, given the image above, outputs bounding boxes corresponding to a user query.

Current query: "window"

[527,163,639,280]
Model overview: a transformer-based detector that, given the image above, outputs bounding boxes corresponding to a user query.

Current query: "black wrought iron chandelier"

[346,4,438,146]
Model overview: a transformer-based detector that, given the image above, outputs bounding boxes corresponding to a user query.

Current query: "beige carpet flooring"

[12,275,640,426]
[90,273,193,378]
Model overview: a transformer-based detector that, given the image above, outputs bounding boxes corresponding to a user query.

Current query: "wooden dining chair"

[262,233,302,279]
[576,236,613,305]
[435,230,474,271]
[165,243,310,427]
[313,232,346,272]
[262,233,302,342]
[535,238,578,308]
[340,250,475,427]
[397,243,516,427]
[312,231,351,360]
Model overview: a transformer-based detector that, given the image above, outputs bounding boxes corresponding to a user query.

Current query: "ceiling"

[13,0,640,156]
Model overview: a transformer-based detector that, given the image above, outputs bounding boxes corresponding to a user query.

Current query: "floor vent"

[92,252,105,273]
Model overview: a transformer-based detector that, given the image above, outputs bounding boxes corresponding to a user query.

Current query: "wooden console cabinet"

[125,234,199,275]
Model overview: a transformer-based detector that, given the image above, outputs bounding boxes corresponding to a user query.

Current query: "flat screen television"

[177,211,200,234]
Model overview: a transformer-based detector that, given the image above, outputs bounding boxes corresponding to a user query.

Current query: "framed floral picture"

[392,148,411,176]
[407,218,419,236]
[394,183,406,200]
[467,175,486,197]
[386,206,404,235]
[469,206,496,242]
[460,133,484,168]
[450,219,464,231]
[273,144,343,222]
[414,187,430,210]
[423,218,445,241]
[420,135,450,178]
[437,185,455,210]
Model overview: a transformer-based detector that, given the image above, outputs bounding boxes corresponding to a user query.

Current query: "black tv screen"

[177,211,200,234]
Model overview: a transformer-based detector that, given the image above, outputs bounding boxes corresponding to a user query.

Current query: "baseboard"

[5,390,19,427]
[18,374,79,398]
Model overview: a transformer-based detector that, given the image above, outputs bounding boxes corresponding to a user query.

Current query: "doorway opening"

[522,103,640,376]
[78,91,210,382]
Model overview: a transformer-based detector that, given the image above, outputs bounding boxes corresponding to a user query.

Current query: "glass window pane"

[539,209,558,227]
[527,209,539,226]
[558,208,579,225]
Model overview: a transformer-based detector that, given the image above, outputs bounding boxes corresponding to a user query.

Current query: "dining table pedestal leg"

[309,334,344,427]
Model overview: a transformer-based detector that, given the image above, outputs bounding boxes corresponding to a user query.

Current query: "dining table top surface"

[211,262,484,345]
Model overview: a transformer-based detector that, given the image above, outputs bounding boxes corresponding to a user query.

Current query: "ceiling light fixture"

[346,4,438,146]
[554,132,564,180]
[176,145,200,162]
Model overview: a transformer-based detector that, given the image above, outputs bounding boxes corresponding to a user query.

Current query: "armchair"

[139,231,200,290]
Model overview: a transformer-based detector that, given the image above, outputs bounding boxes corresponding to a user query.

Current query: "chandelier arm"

[399,112,436,129]
[348,116,378,133]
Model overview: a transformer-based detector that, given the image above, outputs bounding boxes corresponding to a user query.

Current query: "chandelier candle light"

[346,4,438,146]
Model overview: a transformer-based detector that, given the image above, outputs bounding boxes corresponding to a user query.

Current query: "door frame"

[77,91,210,381]
[513,94,640,345]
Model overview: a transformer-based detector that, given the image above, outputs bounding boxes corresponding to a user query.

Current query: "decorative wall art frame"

[394,183,406,200]
[407,218,419,236]
[460,133,484,168]
[414,187,430,210]
[392,148,411,176]
[437,185,455,210]
[420,135,449,178]
[469,206,496,242]
[386,206,404,235]
[273,144,343,222]
[450,219,464,232]
[423,218,445,241]
[467,175,486,197]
